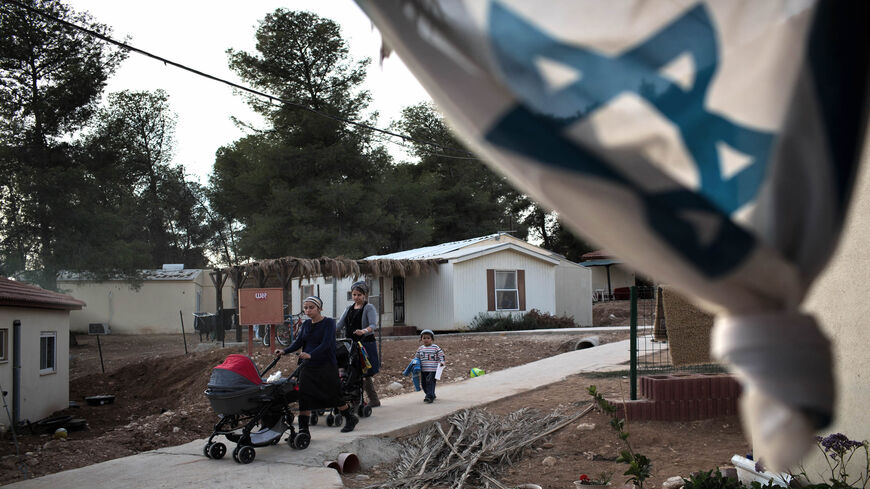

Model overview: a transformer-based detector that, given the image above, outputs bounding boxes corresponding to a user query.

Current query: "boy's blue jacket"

[402,357,422,391]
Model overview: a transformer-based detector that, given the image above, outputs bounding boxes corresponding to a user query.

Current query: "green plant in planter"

[795,433,869,489]
[577,472,614,486]
[682,469,743,489]
[587,385,652,489]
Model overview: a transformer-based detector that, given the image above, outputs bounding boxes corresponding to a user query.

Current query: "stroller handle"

[258,356,281,378]
[264,353,305,379]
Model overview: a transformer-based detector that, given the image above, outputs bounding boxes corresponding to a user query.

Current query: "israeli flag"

[357,0,870,469]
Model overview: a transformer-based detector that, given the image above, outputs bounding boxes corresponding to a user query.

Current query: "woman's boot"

[364,377,381,407]
[340,409,359,433]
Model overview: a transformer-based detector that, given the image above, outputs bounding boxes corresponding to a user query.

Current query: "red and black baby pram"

[203,354,308,464]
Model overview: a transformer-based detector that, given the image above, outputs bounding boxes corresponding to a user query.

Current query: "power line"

[1,0,480,160]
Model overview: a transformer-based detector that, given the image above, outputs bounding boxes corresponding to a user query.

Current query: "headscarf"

[351,281,368,296]
[303,296,323,310]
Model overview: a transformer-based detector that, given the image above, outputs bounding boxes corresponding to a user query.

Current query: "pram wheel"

[326,414,334,426]
[206,442,226,459]
[309,412,318,425]
[233,445,256,464]
[363,405,372,418]
[292,432,310,450]
[334,412,343,427]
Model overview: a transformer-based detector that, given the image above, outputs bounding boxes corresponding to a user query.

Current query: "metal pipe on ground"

[12,320,20,425]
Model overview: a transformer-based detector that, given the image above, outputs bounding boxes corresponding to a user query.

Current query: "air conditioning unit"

[88,323,110,335]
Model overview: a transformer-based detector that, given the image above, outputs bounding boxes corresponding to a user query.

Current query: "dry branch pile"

[370,405,594,489]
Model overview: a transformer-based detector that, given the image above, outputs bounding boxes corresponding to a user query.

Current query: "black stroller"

[203,354,308,464]
[321,338,373,427]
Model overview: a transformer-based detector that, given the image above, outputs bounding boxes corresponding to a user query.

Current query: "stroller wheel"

[203,442,212,459]
[234,445,256,464]
[357,405,364,417]
[310,413,318,425]
[208,442,226,459]
[293,432,310,450]
[334,413,343,427]
[363,405,373,418]
[326,414,334,426]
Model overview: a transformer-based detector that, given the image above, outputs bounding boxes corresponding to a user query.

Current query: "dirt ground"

[350,375,748,489]
[0,303,750,487]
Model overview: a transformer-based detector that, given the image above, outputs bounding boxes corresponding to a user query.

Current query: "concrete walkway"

[8,336,655,489]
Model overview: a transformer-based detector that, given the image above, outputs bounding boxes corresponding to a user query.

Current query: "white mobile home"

[367,233,593,331]
[57,268,234,335]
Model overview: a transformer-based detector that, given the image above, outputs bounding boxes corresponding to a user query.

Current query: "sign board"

[238,288,284,325]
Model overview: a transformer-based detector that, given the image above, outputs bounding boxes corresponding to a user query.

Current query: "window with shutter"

[494,270,519,311]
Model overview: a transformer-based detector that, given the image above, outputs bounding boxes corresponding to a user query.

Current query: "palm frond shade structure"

[221,256,442,288]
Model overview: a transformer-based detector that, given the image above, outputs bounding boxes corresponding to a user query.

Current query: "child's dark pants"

[421,371,437,400]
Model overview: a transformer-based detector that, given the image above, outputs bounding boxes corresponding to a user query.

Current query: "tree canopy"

[0,2,593,290]
[0,0,127,287]
[211,9,392,259]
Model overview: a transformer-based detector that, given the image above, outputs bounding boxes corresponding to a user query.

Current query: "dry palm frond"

[366,405,593,489]
[219,254,442,284]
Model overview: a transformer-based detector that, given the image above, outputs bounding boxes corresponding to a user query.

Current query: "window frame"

[300,284,315,299]
[0,329,7,363]
[39,331,57,375]
[494,270,520,311]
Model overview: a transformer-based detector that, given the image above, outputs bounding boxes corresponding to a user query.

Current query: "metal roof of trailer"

[365,233,505,260]
[57,269,202,281]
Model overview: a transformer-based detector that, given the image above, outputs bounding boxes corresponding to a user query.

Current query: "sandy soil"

[0,305,749,487]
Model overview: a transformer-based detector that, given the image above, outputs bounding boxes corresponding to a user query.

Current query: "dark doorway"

[393,277,405,324]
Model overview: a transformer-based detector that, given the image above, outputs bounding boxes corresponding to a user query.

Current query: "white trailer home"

[367,233,592,332]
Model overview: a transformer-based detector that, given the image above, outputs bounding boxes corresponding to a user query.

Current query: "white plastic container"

[730,455,791,487]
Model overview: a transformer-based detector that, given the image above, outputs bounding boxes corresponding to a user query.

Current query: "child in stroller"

[321,338,374,427]
[203,354,308,464]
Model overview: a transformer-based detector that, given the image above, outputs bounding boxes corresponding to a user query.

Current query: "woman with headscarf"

[276,296,358,434]
[336,281,381,407]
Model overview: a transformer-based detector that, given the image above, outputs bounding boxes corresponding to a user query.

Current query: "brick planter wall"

[612,374,741,422]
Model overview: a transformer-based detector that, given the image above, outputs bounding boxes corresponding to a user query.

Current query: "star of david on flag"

[356,0,870,470]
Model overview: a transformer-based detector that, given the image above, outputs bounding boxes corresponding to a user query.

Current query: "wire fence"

[630,285,725,378]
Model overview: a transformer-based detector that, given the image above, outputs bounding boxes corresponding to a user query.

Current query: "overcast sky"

[66,0,432,183]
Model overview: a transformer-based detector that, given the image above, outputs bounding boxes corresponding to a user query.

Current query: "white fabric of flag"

[356,0,870,469]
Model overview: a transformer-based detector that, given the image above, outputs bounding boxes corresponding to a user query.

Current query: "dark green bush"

[468,309,579,332]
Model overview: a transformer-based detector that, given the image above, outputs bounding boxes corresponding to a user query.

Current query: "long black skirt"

[297,362,341,411]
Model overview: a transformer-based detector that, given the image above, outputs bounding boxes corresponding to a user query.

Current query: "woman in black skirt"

[276,296,358,434]
[335,281,381,407]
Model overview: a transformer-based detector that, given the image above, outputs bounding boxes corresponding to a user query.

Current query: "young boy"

[414,329,445,403]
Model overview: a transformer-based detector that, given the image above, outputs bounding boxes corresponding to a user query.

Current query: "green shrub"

[468,309,579,332]
[682,469,743,489]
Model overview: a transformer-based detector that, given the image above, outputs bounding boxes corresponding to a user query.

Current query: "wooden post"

[209,269,229,344]
[248,325,254,356]
[229,267,249,342]
[97,335,105,374]
[179,310,188,355]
